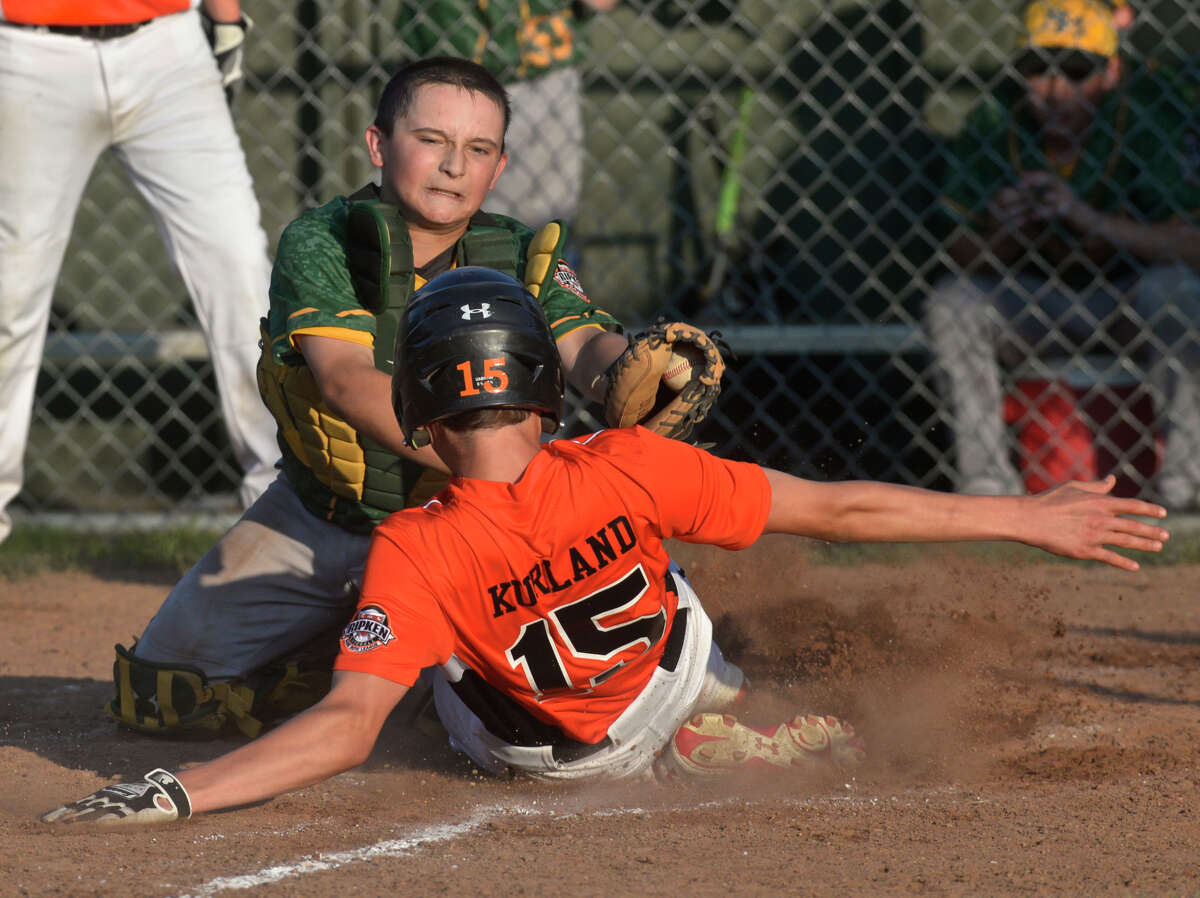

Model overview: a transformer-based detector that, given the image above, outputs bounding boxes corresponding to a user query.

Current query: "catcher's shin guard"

[107,643,264,738]
[248,658,332,720]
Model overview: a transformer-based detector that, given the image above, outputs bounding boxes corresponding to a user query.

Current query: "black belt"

[5,21,149,39]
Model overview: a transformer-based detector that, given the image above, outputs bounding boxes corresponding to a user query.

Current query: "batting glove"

[40,768,192,826]
[203,12,253,104]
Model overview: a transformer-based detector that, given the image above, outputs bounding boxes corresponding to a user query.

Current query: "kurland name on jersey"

[487,515,638,618]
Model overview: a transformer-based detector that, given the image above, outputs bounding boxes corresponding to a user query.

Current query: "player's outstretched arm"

[763,471,1168,571]
[40,672,407,825]
[1011,477,1168,570]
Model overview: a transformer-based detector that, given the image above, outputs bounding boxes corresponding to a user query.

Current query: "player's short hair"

[438,407,535,432]
[374,56,511,146]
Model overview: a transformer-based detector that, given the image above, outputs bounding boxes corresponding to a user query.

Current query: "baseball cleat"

[775,714,867,771]
[665,712,866,778]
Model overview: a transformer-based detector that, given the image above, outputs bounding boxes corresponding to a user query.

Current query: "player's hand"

[1023,476,1168,571]
[1017,170,1097,231]
[987,185,1038,232]
[203,12,253,104]
[40,769,192,826]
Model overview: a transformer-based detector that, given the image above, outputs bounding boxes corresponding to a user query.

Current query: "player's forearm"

[293,329,447,469]
[762,470,1167,571]
[201,0,242,21]
[321,366,449,472]
[178,699,379,815]
[763,471,1022,544]
[946,226,1025,273]
[558,328,627,403]
[1071,211,1200,269]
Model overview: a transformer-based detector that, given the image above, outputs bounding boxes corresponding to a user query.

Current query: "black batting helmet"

[394,267,564,448]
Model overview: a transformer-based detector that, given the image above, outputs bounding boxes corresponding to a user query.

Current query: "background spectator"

[925,0,1200,508]
[400,0,620,232]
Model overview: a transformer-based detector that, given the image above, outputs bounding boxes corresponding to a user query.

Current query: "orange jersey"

[0,0,191,25]
[336,427,771,745]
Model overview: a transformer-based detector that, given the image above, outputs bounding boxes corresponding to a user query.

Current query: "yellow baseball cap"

[1019,0,1124,58]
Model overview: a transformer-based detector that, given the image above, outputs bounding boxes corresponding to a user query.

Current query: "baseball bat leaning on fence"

[698,86,755,307]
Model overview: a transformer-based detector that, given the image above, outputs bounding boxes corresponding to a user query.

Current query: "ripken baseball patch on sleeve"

[552,260,588,301]
[341,605,396,653]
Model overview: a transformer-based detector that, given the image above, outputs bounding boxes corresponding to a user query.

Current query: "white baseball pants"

[925,266,1200,505]
[485,66,584,229]
[0,9,279,541]
[433,565,746,782]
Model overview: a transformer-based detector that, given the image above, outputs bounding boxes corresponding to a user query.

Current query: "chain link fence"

[19,0,1200,527]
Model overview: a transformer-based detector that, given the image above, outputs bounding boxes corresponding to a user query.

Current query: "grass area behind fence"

[3,518,1199,581]
[0,527,225,581]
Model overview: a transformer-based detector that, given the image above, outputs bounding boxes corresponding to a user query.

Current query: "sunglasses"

[1015,49,1108,81]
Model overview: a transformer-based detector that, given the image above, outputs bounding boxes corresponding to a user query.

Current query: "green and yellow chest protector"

[345,200,522,369]
[258,193,567,516]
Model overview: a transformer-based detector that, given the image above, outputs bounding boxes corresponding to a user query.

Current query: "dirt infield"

[2,538,1198,897]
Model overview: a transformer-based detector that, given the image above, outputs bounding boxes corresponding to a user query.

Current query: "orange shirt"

[335,427,771,744]
[2,1,191,25]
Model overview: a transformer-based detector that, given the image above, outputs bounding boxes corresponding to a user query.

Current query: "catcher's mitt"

[604,321,726,441]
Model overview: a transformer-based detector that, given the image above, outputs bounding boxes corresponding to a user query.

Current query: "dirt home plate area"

[1,536,1198,896]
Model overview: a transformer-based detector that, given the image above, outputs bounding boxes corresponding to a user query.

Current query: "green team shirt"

[400,0,582,82]
[265,193,621,532]
[940,64,1200,285]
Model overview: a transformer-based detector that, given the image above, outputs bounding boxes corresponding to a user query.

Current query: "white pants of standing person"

[924,265,1200,509]
[485,66,584,230]
[0,8,280,543]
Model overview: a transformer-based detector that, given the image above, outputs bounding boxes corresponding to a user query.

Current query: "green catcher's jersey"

[262,194,621,533]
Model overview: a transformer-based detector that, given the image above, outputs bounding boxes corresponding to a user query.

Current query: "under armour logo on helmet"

[461,303,492,320]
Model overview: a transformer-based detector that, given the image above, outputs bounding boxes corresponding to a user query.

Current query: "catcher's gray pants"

[484,66,583,230]
[133,475,370,680]
[0,10,280,545]
[924,266,1200,505]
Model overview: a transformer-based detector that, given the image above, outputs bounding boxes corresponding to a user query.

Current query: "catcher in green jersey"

[105,56,724,739]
